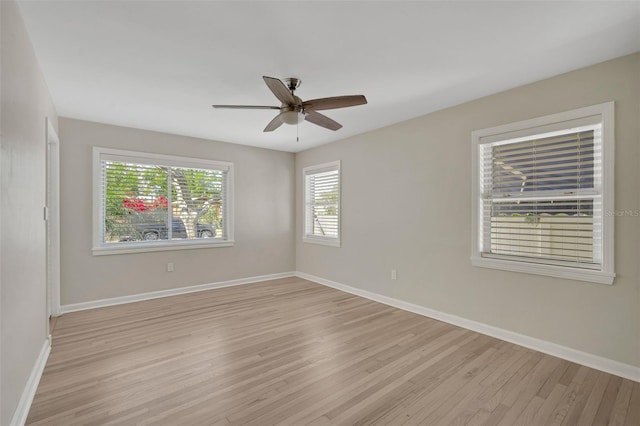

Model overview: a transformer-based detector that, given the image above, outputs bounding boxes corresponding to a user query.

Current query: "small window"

[93,147,233,255]
[303,161,341,247]
[471,102,615,284]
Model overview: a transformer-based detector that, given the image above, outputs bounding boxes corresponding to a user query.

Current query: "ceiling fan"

[212,76,367,132]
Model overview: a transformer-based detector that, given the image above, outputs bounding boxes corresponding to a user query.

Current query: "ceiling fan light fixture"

[282,110,304,125]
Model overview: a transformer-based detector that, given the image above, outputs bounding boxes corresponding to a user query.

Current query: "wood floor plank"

[411,345,519,425]
[624,382,640,426]
[512,395,546,425]
[26,277,639,425]
[546,366,590,426]
[494,355,563,425]
[609,379,634,426]
[593,376,622,425]
[438,347,529,425]
[561,367,601,426]
[530,383,569,424]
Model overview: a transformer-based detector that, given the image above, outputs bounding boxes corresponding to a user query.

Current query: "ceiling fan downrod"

[284,77,301,93]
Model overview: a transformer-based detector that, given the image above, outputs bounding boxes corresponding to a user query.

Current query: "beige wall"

[296,53,640,368]
[59,118,295,305]
[0,1,58,423]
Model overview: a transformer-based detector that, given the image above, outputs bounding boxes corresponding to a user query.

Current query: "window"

[93,147,233,255]
[471,102,614,284]
[303,161,341,247]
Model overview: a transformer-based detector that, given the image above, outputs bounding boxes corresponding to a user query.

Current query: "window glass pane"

[103,162,227,244]
[307,169,339,238]
[104,161,169,243]
[489,199,595,263]
[490,130,595,195]
[480,127,600,266]
[170,167,224,240]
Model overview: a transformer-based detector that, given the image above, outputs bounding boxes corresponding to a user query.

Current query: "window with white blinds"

[93,147,233,255]
[303,161,340,247]
[471,103,615,284]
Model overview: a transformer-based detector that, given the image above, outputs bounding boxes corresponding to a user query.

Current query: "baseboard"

[296,272,640,383]
[10,336,51,426]
[60,271,296,314]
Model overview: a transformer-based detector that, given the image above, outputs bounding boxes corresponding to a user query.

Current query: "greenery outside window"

[303,161,341,247]
[93,147,233,255]
[471,102,615,284]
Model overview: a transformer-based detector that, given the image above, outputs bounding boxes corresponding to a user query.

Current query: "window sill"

[303,236,341,247]
[93,239,234,256]
[470,256,615,285]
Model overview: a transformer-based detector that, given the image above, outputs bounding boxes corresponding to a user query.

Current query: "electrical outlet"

[167,262,174,272]
[391,269,397,280]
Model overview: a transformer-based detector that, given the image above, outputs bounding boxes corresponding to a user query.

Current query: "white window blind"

[303,161,340,246]
[472,103,615,284]
[93,148,233,254]
[480,128,600,267]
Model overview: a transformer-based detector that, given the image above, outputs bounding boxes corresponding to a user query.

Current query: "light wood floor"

[28,277,639,425]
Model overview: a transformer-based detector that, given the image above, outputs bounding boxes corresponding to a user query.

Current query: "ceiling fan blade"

[263,76,296,105]
[212,105,281,110]
[304,111,343,131]
[264,112,286,132]
[302,95,367,111]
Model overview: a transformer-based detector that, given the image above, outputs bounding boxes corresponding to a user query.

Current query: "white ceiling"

[18,1,640,153]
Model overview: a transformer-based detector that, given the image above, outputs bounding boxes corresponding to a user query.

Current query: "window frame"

[471,102,615,285]
[303,160,341,247]
[92,147,234,255]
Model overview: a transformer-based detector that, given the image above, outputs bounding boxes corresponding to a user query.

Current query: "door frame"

[46,118,61,321]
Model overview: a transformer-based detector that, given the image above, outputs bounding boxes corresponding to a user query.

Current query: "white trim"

[302,235,341,247]
[471,256,615,285]
[60,272,295,313]
[600,102,615,275]
[302,160,341,177]
[96,147,232,171]
[10,337,51,426]
[472,103,612,140]
[296,271,640,382]
[45,118,61,316]
[92,240,234,255]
